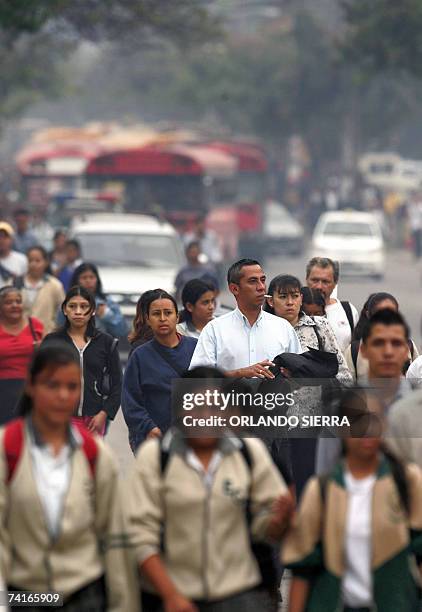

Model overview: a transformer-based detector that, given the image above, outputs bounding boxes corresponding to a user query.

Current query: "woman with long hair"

[1,344,136,612]
[284,389,422,612]
[122,289,197,452]
[128,290,156,353]
[42,286,122,436]
[14,245,64,334]
[176,278,216,338]
[344,292,418,381]
[0,286,43,424]
[69,262,128,337]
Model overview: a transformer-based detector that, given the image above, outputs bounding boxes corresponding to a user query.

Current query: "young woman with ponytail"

[0,344,136,612]
[284,388,422,612]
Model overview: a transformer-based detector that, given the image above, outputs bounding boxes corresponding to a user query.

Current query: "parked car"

[70,213,185,319]
[310,210,385,279]
[263,201,304,255]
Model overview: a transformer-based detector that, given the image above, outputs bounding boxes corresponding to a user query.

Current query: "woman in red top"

[0,286,43,424]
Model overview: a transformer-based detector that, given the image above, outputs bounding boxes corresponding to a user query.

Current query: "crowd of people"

[2,207,422,611]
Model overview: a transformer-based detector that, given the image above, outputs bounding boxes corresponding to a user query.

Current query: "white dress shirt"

[189,307,301,372]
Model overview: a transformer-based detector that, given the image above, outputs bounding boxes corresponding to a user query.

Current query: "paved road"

[107,247,422,473]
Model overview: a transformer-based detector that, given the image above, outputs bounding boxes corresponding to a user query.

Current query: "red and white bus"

[17,134,269,258]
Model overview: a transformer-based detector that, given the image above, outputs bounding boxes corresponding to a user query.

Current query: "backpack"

[4,418,98,483]
[159,438,279,595]
[341,301,355,334]
[318,455,409,515]
[350,339,360,378]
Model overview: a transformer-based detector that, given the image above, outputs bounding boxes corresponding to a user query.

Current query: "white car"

[263,201,304,255]
[310,210,385,279]
[71,213,185,317]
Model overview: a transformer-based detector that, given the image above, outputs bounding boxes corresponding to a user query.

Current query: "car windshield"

[75,232,182,267]
[322,221,375,237]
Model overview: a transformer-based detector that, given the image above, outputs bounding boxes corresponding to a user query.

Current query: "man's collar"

[360,376,412,404]
[234,306,264,327]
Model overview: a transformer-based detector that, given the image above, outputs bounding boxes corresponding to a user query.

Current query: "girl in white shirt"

[284,389,422,612]
[177,279,216,339]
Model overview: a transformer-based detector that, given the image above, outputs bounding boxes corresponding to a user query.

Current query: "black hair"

[306,256,339,283]
[353,292,399,342]
[128,289,156,345]
[144,289,178,317]
[26,245,52,275]
[70,262,106,300]
[66,239,81,252]
[14,208,29,217]
[186,240,201,252]
[227,258,261,285]
[362,308,409,343]
[61,285,97,340]
[337,388,410,513]
[53,229,67,240]
[17,344,80,416]
[300,286,325,307]
[263,274,301,314]
[179,279,215,323]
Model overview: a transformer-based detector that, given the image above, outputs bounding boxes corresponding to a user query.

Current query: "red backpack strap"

[4,419,25,484]
[73,422,98,478]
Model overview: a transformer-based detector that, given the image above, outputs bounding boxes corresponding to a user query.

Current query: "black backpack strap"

[151,341,186,377]
[350,340,360,378]
[159,438,172,475]
[341,301,355,334]
[239,438,252,472]
[409,339,415,361]
[0,263,13,282]
[12,276,24,290]
[318,473,329,505]
[312,320,324,351]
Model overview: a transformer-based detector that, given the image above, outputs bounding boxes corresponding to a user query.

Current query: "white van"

[71,213,185,317]
[310,210,385,279]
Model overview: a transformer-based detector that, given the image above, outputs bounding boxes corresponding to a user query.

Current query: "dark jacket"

[42,328,122,419]
[122,336,197,450]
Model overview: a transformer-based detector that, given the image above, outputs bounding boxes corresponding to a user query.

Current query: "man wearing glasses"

[306,256,358,352]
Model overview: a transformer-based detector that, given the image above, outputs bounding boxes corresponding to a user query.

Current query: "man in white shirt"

[189,258,301,377]
[306,256,358,352]
[0,221,27,288]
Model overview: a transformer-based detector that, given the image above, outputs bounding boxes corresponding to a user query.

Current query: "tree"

[0,1,219,129]
[341,0,422,78]
[0,0,219,46]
